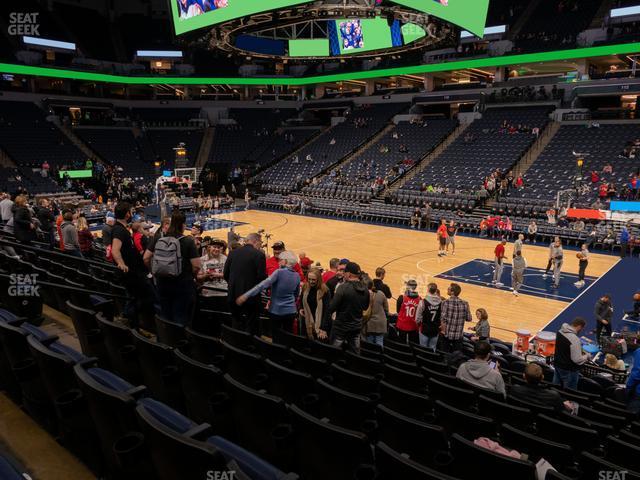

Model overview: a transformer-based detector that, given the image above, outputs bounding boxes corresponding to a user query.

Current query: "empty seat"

[378,380,432,421]
[427,377,475,409]
[435,400,496,439]
[316,378,376,431]
[221,340,266,388]
[477,395,533,430]
[265,358,316,406]
[329,363,378,397]
[536,414,599,453]
[501,423,573,473]
[66,301,109,365]
[96,312,141,384]
[289,404,374,480]
[154,315,187,349]
[375,441,461,480]
[382,363,426,393]
[174,349,223,425]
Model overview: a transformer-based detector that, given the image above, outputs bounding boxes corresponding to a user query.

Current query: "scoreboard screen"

[389,0,490,37]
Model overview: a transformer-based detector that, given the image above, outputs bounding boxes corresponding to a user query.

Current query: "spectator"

[101,212,115,250]
[12,195,36,244]
[326,258,349,295]
[76,216,94,256]
[416,282,442,351]
[146,211,200,326]
[362,277,389,346]
[36,198,55,249]
[60,211,82,257]
[623,292,640,320]
[396,279,421,344]
[223,232,267,334]
[373,267,392,299]
[328,262,369,352]
[527,220,537,242]
[595,294,613,341]
[627,349,640,414]
[299,251,313,274]
[456,341,506,398]
[111,202,155,329]
[470,308,490,341]
[237,250,300,344]
[553,317,590,390]
[198,239,228,300]
[511,363,572,413]
[604,353,625,371]
[300,267,332,341]
[266,241,304,280]
[620,226,630,258]
[0,193,13,225]
[441,283,473,352]
[322,258,340,283]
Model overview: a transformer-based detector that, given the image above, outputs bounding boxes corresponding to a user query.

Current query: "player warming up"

[492,238,507,287]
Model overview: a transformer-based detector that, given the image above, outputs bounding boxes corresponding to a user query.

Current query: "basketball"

[576,253,583,259]
[634,293,640,302]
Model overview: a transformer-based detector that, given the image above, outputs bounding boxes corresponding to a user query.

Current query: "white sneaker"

[542,274,548,279]
[513,290,518,296]
[496,282,504,287]
[623,314,629,320]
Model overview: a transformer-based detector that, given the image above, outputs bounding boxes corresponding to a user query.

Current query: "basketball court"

[200,209,620,341]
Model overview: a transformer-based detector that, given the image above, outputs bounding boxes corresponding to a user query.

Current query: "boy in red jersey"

[396,279,421,344]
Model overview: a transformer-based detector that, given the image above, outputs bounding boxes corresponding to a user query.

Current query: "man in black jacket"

[36,198,55,249]
[511,363,571,413]
[553,317,590,390]
[595,294,613,341]
[223,232,267,334]
[328,262,369,353]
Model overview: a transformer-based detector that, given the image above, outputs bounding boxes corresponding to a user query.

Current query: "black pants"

[397,330,419,345]
[621,242,628,258]
[578,260,588,281]
[270,312,296,345]
[441,336,463,353]
[596,321,612,341]
[229,299,261,335]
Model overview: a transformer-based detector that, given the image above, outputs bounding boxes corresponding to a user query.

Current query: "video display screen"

[389,0,490,37]
[170,0,313,35]
[334,17,393,55]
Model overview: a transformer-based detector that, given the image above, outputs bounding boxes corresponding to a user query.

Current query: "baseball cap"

[105,212,115,220]
[339,258,350,264]
[272,241,285,250]
[211,238,227,248]
[345,262,361,275]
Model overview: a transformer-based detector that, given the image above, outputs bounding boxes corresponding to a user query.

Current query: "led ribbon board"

[170,0,313,35]
[389,0,490,37]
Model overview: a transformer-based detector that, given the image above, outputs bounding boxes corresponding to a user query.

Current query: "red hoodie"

[266,256,304,281]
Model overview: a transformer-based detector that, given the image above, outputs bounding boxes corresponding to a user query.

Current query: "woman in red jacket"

[76,216,94,256]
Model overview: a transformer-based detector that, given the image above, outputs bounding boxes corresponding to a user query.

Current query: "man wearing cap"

[328,261,369,352]
[266,241,304,281]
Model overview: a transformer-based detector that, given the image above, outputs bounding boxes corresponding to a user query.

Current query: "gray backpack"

[151,235,183,278]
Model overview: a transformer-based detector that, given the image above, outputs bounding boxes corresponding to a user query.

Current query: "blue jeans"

[419,332,438,351]
[553,367,580,390]
[366,334,384,347]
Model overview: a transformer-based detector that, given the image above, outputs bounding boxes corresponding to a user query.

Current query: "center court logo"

[8,273,40,297]
[8,12,40,36]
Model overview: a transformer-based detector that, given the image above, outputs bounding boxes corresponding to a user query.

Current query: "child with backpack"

[395,279,421,344]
